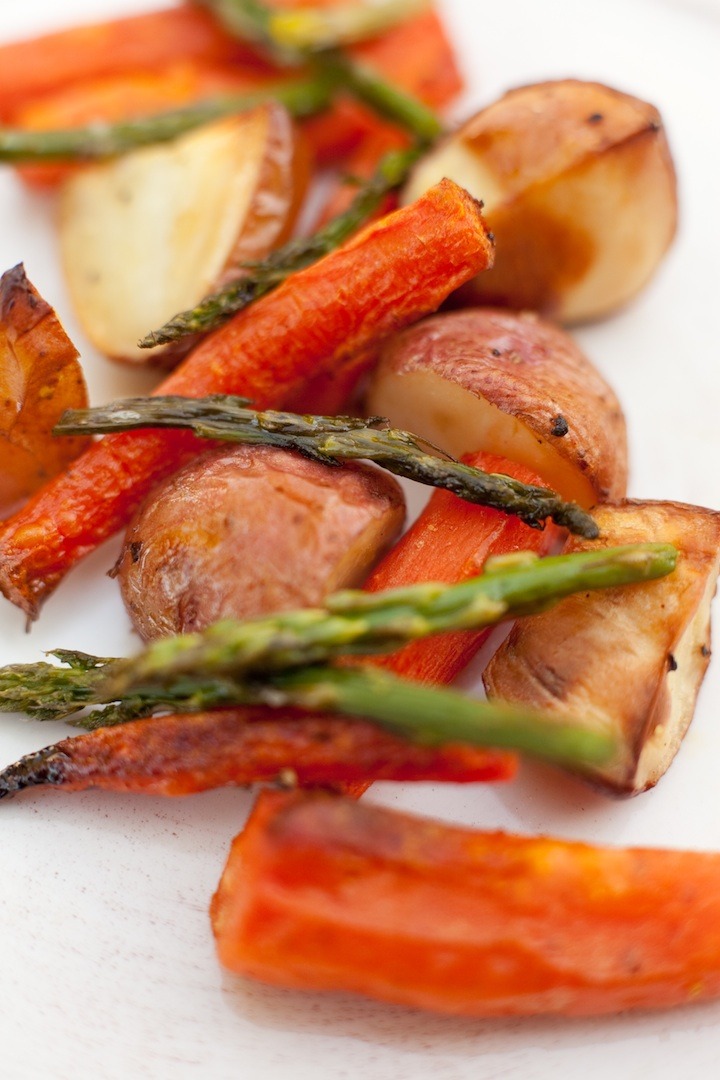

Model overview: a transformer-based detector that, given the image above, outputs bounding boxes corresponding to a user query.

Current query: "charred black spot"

[491,348,502,357]
[667,653,678,672]
[550,415,569,437]
[587,112,604,123]
[701,644,711,658]
[129,541,142,564]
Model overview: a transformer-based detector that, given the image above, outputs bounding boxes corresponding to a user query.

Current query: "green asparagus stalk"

[0,76,334,164]
[315,48,444,143]
[105,544,678,694]
[56,394,598,537]
[0,664,615,801]
[200,0,444,143]
[0,545,675,727]
[137,144,422,346]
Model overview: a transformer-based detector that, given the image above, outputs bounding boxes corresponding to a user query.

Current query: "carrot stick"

[0,180,493,620]
[364,452,566,685]
[0,4,272,122]
[0,708,514,799]
[212,787,720,1017]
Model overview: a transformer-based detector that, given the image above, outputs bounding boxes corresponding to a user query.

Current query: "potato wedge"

[114,445,405,640]
[59,103,308,364]
[483,500,720,795]
[403,80,677,322]
[366,307,627,507]
[0,264,89,518]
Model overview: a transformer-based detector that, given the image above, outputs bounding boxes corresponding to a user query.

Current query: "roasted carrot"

[212,787,720,1017]
[0,708,514,799]
[12,63,274,189]
[365,452,566,685]
[0,180,493,619]
[0,4,271,122]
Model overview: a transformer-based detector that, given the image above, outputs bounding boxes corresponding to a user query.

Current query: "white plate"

[2,1,720,1077]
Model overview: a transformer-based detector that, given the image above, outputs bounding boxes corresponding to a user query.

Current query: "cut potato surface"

[483,500,720,795]
[59,104,308,364]
[403,79,677,322]
[115,444,405,640]
[367,307,627,507]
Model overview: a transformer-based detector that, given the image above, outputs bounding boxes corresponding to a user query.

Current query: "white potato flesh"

[367,308,627,507]
[483,500,720,795]
[403,80,678,323]
[59,105,306,363]
[114,445,406,641]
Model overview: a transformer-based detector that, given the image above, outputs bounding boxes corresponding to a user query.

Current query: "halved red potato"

[114,444,405,641]
[59,103,308,364]
[366,307,627,508]
[403,80,678,322]
[483,500,720,795]
[0,264,89,518]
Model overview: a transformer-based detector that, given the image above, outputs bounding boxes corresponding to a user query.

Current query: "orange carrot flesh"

[364,452,566,685]
[212,788,720,1017]
[0,709,514,799]
[0,180,493,619]
[0,4,271,122]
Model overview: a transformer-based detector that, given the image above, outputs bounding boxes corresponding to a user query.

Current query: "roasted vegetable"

[484,500,720,794]
[367,307,627,507]
[212,788,720,1016]
[403,79,678,322]
[114,446,405,639]
[56,395,597,536]
[0,179,494,619]
[0,264,89,518]
[365,451,566,685]
[58,105,309,364]
[0,705,515,799]
[0,544,676,727]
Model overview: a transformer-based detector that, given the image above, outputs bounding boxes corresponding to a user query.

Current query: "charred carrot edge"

[12,62,275,189]
[212,788,720,1017]
[0,180,493,620]
[364,452,567,686]
[0,708,514,799]
[0,5,273,122]
[302,8,464,164]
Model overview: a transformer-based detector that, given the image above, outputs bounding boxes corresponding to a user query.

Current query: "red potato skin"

[363,451,566,685]
[115,447,405,639]
[0,709,514,799]
[212,789,720,1017]
[0,180,494,619]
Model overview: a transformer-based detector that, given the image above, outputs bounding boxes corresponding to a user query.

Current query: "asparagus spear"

[200,0,444,142]
[56,394,598,537]
[0,664,616,801]
[137,144,422,346]
[0,76,334,163]
[107,544,676,693]
[0,544,675,729]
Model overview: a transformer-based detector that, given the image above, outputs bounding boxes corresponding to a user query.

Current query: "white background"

[1,1,720,1077]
